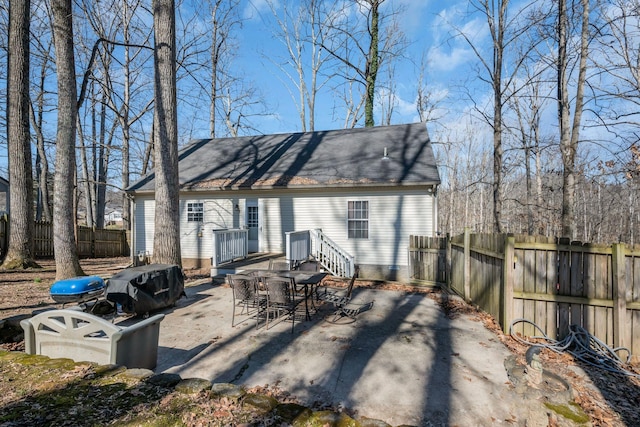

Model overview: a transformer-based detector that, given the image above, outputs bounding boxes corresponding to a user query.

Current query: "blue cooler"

[50,276,105,304]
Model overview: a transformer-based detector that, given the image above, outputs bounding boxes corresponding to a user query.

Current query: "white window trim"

[347,199,369,239]
[187,201,204,222]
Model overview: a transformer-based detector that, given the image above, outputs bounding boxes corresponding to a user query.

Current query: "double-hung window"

[347,200,369,239]
[187,202,204,222]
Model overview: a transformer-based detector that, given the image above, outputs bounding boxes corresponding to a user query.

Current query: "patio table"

[245,270,327,320]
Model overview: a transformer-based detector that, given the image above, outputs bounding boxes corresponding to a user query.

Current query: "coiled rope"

[509,318,639,378]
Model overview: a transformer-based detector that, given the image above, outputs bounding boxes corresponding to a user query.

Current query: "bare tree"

[2,0,39,269]
[51,0,84,279]
[152,0,181,265]
[415,55,442,125]
[112,0,154,231]
[505,58,554,235]
[322,0,406,128]
[266,0,334,132]
[29,20,55,222]
[557,0,590,239]
[205,0,241,137]
[456,0,509,232]
[364,0,381,127]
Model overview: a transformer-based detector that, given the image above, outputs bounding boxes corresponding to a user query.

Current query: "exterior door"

[246,199,259,252]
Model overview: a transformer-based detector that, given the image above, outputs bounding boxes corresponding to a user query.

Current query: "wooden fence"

[408,235,448,284]
[0,217,129,259]
[409,230,640,362]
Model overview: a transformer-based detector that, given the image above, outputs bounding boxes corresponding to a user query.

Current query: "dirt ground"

[1,258,640,425]
[0,257,210,321]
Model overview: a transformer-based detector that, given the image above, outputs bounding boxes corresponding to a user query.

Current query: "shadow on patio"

[154,279,519,426]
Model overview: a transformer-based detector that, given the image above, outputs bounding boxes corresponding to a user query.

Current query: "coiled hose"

[509,318,639,378]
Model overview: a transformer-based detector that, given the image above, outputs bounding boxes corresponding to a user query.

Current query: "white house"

[104,209,123,225]
[127,123,440,281]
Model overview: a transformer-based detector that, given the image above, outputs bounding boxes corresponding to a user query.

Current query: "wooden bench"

[21,309,164,369]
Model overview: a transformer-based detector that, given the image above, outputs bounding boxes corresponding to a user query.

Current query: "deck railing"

[212,228,248,267]
[284,229,355,278]
[310,229,355,278]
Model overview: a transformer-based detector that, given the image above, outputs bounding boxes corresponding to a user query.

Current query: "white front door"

[246,199,259,252]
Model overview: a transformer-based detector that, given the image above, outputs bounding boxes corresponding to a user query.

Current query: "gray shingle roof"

[128,122,440,192]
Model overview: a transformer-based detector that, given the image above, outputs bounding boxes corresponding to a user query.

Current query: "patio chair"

[228,274,264,328]
[318,267,362,324]
[269,259,291,271]
[264,276,304,332]
[296,260,320,272]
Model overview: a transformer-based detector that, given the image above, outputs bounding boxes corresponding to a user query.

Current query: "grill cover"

[105,264,184,314]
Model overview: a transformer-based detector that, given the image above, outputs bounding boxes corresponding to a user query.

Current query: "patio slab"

[153,280,542,426]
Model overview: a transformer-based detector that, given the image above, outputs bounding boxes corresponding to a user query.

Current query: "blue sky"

[200,0,468,138]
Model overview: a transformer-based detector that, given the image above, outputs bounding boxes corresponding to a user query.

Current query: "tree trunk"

[491,0,508,233]
[121,0,132,231]
[558,0,589,239]
[30,58,53,222]
[2,0,39,269]
[364,0,380,127]
[77,119,94,228]
[152,0,181,266]
[52,0,84,280]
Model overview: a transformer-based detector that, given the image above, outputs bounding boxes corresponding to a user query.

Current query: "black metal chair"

[264,276,304,332]
[318,267,364,324]
[228,274,264,328]
[296,260,320,272]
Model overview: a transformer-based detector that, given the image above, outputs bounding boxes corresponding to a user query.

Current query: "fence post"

[502,234,515,334]
[612,243,627,349]
[463,228,471,302]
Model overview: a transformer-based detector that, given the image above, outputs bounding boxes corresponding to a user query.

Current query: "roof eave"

[128,181,440,195]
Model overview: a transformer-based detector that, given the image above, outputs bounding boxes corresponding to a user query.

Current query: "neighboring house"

[127,122,441,281]
[0,176,9,214]
[104,209,123,226]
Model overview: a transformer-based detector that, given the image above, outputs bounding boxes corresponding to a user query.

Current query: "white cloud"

[244,0,279,20]
[425,4,489,73]
[394,0,432,34]
[427,45,474,72]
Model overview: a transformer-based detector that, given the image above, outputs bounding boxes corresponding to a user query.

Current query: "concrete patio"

[152,274,536,426]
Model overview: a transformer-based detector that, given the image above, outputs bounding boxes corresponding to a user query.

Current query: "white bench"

[21,309,164,369]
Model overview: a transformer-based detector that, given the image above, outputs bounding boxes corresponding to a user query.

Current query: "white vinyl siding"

[257,188,434,267]
[132,187,435,269]
[134,196,239,259]
[134,197,155,254]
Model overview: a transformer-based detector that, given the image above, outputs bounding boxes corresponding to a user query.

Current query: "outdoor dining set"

[227,259,361,332]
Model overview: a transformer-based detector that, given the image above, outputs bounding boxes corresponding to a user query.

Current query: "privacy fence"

[0,216,129,259]
[408,230,640,362]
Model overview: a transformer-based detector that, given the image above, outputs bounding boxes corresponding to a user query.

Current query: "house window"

[347,200,369,239]
[247,206,258,228]
[187,202,204,222]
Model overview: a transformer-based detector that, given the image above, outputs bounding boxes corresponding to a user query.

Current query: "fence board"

[411,232,640,360]
[450,245,464,296]
[522,247,536,337]
[0,218,128,259]
[408,235,448,284]
[584,250,596,336]
[545,246,558,339]
[631,256,640,356]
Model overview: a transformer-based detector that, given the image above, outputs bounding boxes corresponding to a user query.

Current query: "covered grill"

[105,264,185,315]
